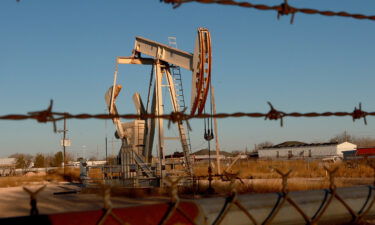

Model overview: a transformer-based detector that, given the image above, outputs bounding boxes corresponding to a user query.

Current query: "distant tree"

[330,132,375,147]
[330,131,353,143]
[255,141,274,151]
[52,151,63,167]
[34,153,45,168]
[89,156,97,161]
[231,150,243,155]
[9,153,33,169]
[64,152,74,163]
[16,155,27,169]
[354,137,375,147]
[44,153,54,167]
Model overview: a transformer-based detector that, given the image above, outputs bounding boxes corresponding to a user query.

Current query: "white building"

[258,141,356,159]
[0,158,16,176]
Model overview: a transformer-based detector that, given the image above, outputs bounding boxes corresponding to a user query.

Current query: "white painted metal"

[105,86,126,139]
[0,158,16,166]
[60,139,71,147]
[144,88,156,163]
[134,36,193,70]
[117,57,154,65]
[258,142,357,159]
[155,61,166,182]
[109,66,118,115]
[132,93,146,115]
[337,141,357,156]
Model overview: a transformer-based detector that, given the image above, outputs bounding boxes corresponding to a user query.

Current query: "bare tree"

[330,132,375,147]
[254,141,274,151]
[330,131,352,143]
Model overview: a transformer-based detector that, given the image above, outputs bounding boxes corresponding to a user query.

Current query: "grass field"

[0,168,81,187]
[0,159,373,196]
[189,159,375,194]
[193,159,374,178]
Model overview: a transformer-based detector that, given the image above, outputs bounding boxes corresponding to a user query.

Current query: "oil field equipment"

[105,28,212,187]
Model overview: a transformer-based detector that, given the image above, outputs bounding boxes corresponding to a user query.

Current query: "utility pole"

[211,86,221,175]
[59,117,68,175]
[105,117,108,163]
[63,118,66,172]
[105,137,108,163]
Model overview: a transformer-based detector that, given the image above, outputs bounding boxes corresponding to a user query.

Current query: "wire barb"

[161,0,183,8]
[352,102,368,125]
[167,108,192,131]
[27,100,57,133]
[277,0,296,24]
[265,102,285,127]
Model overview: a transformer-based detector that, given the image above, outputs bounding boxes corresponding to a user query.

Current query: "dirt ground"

[0,182,167,218]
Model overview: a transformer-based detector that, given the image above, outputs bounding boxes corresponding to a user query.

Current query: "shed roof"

[262,141,339,149]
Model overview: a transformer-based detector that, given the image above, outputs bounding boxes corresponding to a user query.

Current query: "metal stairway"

[167,37,192,152]
[132,150,154,178]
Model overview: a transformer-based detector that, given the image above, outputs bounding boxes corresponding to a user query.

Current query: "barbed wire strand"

[0,101,372,132]
[162,0,375,24]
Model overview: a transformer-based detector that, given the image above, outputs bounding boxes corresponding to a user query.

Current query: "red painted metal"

[356,148,375,155]
[48,202,200,225]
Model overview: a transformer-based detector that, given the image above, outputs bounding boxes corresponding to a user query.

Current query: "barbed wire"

[161,0,375,24]
[0,100,373,132]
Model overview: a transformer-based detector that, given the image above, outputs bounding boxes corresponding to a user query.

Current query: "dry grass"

[87,168,103,180]
[0,176,48,188]
[0,168,81,188]
[184,177,374,196]
[2,160,372,197]
[193,159,375,179]
[79,159,375,197]
[187,159,375,195]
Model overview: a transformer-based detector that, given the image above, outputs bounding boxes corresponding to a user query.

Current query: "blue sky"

[0,0,374,158]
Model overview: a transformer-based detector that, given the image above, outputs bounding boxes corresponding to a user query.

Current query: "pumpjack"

[105,28,212,187]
